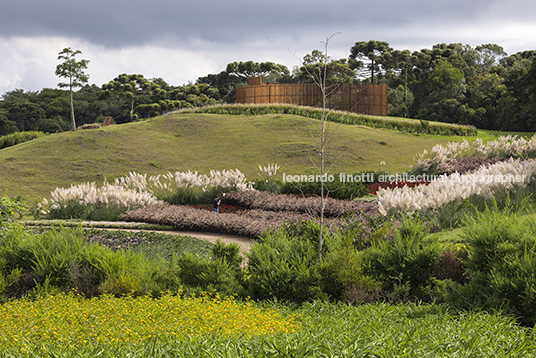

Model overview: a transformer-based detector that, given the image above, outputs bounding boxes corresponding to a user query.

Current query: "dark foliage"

[121,203,313,239]
[221,190,378,218]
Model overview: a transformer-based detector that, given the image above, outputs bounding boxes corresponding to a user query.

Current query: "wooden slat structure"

[236,77,388,116]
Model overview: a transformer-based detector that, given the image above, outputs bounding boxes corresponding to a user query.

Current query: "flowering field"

[1,294,535,357]
[0,293,298,354]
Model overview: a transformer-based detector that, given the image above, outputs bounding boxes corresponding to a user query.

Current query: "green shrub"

[252,178,283,193]
[211,239,243,273]
[362,215,440,300]
[0,195,25,226]
[177,253,243,296]
[0,226,150,297]
[273,219,335,258]
[452,205,536,326]
[424,187,533,232]
[0,258,21,295]
[246,228,326,302]
[0,131,46,149]
[318,235,379,302]
[0,225,240,298]
[97,256,167,298]
[337,211,396,250]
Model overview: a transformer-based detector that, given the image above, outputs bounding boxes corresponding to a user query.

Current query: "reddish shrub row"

[121,203,313,239]
[366,180,430,195]
[221,191,378,218]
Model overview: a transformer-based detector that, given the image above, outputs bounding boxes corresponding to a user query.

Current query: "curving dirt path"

[23,220,254,252]
[173,231,253,252]
[83,225,253,252]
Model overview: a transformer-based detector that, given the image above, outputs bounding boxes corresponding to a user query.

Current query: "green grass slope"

[0,111,519,203]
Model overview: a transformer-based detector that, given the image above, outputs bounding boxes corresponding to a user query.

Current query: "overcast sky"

[1,0,535,95]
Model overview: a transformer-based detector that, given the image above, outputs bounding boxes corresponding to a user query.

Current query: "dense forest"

[1,41,535,136]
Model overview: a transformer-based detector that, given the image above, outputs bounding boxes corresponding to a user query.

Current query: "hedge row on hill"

[178,104,478,136]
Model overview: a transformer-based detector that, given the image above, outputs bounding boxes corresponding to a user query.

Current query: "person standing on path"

[213,196,221,213]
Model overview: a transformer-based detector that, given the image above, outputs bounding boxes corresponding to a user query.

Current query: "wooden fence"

[236,77,388,116]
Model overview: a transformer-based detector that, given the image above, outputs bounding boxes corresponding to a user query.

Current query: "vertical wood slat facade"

[236,77,388,116]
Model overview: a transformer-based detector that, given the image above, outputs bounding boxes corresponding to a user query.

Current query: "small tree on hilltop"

[55,48,90,131]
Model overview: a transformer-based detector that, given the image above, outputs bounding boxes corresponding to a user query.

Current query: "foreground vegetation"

[1,296,534,357]
[3,104,536,356]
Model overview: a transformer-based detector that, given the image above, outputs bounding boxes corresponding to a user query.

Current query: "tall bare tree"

[293,32,343,263]
[55,48,90,131]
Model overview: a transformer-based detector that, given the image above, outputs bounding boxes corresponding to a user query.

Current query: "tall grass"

[414,135,536,175]
[175,103,478,136]
[37,182,161,221]
[36,169,255,220]
[378,158,536,215]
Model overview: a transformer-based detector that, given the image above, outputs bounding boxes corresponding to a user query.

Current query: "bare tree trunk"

[70,78,76,131]
[319,79,326,263]
[317,34,337,264]
[130,97,135,121]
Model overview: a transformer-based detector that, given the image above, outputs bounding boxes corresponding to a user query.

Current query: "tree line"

[0,41,535,136]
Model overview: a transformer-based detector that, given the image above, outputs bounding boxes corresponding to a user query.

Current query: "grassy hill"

[0,110,529,204]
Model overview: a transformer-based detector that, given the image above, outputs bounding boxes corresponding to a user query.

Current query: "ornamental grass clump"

[0,131,46,150]
[37,168,254,220]
[115,169,254,205]
[378,158,536,215]
[38,182,161,221]
[414,135,536,175]
[361,215,440,301]
[115,169,253,194]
